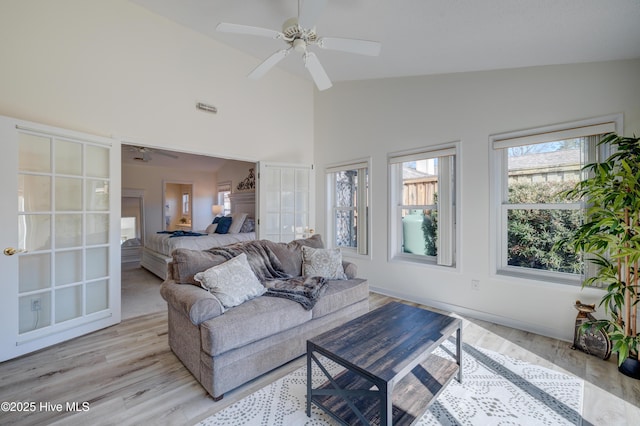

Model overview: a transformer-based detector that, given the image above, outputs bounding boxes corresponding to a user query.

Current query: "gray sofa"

[160,235,369,400]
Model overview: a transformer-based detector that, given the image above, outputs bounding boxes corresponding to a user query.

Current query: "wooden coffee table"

[306,301,462,426]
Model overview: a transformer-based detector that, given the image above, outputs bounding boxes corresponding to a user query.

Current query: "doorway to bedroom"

[120,143,256,318]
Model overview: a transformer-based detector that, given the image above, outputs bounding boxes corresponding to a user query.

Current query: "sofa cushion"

[302,246,347,280]
[194,253,266,309]
[265,234,325,277]
[160,280,225,325]
[200,296,312,356]
[311,278,369,319]
[172,248,228,285]
[342,261,357,279]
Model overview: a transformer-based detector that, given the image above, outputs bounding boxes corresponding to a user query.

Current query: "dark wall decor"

[237,168,255,191]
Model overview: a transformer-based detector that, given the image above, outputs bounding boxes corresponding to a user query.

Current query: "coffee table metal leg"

[383,383,391,425]
[306,343,312,417]
[456,326,463,383]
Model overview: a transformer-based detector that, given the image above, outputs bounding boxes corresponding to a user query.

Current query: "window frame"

[388,142,459,268]
[489,115,622,284]
[217,181,231,216]
[325,158,371,257]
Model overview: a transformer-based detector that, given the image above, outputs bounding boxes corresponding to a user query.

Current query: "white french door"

[257,162,315,242]
[0,116,121,362]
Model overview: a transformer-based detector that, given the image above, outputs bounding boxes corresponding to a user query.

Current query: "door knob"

[3,247,26,256]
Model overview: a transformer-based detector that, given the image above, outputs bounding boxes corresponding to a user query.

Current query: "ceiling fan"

[128,146,178,162]
[216,0,381,91]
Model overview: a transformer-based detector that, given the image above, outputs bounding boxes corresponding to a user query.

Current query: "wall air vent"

[196,102,217,114]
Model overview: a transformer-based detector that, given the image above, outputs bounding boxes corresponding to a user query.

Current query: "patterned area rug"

[198,340,583,425]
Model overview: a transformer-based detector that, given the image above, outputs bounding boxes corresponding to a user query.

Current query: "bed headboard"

[229,191,256,218]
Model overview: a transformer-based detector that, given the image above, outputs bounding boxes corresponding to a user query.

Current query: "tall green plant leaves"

[554,133,640,364]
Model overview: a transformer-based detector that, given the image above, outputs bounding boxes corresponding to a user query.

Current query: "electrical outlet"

[31,299,41,312]
[471,279,480,291]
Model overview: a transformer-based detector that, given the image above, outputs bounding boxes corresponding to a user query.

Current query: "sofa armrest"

[342,261,358,279]
[160,280,224,325]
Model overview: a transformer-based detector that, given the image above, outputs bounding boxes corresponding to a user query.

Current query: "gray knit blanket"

[262,276,327,310]
[206,241,327,310]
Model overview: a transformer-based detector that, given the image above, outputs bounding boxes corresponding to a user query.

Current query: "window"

[389,144,457,266]
[326,160,369,255]
[491,117,620,282]
[182,192,190,215]
[217,181,231,216]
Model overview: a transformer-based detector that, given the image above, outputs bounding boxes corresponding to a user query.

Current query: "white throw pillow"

[205,223,218,234]
[194,253,266,308]
[228,212,248,234]
[302,246,347,280]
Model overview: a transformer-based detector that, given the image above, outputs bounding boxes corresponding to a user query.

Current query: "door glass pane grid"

[18,133,51,173]
[261,165,311,242]
[17,131,110,335]
[18,293,51,333]
[55,139,82,176]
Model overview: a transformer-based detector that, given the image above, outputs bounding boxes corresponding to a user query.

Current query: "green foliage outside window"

[422,210,437,257]
[507,181,583,273]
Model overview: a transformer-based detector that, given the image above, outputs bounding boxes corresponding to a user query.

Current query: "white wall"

[314,59,640,341]
[0,0,314,164]
[122,163,216,239]
[217,161,257,196]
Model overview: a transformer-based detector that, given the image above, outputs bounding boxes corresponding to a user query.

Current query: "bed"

[141,230,256,279]
[141,193,257,279]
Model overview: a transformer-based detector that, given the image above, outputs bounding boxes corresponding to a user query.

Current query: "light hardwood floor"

[1,265,639,425]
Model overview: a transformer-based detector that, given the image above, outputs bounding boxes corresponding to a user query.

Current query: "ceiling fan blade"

[303,51,332,91]
[248,48,292,80]
[216,22,282,40]
[298,0,327,29]
[152,149,178,159]
[317,37,382,56]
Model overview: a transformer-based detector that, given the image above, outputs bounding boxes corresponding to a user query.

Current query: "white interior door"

[0,116,121,362]
[257,162,315,242]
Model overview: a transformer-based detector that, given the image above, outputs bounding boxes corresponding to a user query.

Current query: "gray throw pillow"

[301,246,347,280]
[194,253,266,309]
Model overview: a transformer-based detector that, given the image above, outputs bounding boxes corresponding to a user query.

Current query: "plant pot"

[618,356,640,379]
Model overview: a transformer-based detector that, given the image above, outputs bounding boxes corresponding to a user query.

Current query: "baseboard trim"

[369,286,571,343]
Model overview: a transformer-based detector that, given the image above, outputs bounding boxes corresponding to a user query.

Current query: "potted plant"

[556,133,640,379]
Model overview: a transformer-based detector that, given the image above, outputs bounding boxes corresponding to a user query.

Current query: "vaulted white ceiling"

[131,0,640,83]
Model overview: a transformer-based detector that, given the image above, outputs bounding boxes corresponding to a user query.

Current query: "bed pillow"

[239,217,255,233]
[205,223,218,234]
[228,212,248,234]
[214,216,233,234]
[194,253,266,309]
[301,246,347,280]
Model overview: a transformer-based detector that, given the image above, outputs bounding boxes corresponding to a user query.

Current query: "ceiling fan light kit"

[216,0,381,91]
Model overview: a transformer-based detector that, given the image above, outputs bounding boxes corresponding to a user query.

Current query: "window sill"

[390,253,458,271]
[495,267,583,287]
[338,247,370,261]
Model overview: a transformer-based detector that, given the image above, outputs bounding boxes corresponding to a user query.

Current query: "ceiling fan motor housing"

[282,17,317,48]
